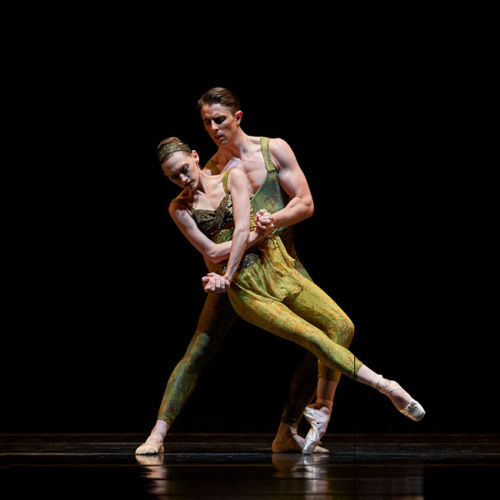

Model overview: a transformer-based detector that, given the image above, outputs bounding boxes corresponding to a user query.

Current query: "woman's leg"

[355,364,426,419]
[283,279,424,451]
[231,291,360,454]
[231,292,362,383]
[231,283,424,454]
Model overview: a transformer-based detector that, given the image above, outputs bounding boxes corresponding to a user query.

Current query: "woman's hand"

[201,272,231,293]
[255,209,275,237]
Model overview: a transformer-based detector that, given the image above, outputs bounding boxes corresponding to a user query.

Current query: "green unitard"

[157,138,356,425]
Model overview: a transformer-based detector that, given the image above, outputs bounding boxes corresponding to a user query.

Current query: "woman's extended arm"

[220,168,251,282]
[201,173,276,293]
[201,206,275,293]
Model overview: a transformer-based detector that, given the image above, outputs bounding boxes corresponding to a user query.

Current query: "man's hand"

[255,209,275,237]
[202,272,231,293]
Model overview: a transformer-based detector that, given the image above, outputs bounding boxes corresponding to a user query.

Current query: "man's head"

[198,87,242,147]
[197,87,240,115]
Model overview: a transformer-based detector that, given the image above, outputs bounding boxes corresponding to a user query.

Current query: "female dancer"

[147,137,424,455]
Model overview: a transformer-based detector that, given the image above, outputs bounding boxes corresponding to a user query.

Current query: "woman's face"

[162,150,201,191]
[201,103,241,146]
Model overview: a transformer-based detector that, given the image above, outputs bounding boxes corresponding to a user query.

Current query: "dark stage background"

[3,26,494,438]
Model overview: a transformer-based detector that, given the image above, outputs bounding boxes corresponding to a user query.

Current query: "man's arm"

[267,138,314,228]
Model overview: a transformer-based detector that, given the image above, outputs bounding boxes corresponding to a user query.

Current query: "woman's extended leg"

[283,276,424,452]
[230,279,424,454]
[231,292,362,382]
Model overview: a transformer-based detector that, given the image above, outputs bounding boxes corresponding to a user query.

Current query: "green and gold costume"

[157,138,357,424]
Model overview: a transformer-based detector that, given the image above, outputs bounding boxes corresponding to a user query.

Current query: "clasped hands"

[202,209,275,293]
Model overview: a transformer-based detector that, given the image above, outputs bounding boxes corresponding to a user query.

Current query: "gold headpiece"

[157,142,191,164]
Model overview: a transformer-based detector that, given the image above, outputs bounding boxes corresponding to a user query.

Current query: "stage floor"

[1,433,499,499]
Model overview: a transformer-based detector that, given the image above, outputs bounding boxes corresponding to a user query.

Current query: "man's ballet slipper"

[313,445,329,455]
[135,441,164,455]
[135,454,164,465]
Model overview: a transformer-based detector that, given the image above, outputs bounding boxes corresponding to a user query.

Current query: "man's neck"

[216,131,253,162]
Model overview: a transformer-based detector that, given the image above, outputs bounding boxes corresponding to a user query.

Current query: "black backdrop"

[3,24,494,437]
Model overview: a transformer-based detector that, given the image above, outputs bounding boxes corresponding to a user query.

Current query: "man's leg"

[136,292,238,454]
[272,350,318,452]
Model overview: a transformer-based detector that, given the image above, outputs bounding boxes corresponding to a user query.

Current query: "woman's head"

[158,137,201,191]
[157,137,192,164]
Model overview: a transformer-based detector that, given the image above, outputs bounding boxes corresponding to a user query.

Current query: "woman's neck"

[196,169,219,193]
[188,170,226,211]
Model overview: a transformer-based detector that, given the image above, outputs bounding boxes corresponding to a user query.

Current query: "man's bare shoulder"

[268,137,290,153]
[267,137,297,170]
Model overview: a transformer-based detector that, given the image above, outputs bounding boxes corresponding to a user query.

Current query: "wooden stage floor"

[1,433,499,499]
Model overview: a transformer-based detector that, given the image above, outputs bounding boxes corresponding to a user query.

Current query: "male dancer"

[136,88,349,454]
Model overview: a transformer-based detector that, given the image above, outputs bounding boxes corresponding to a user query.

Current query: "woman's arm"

[169,202,271,265]
[169,201,229,264]
[221,168,251,282]
[202,172,276,293]
[169,170,272,291]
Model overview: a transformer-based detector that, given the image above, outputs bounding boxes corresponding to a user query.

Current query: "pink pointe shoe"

[302,405,331,455]
[374,375,426,422]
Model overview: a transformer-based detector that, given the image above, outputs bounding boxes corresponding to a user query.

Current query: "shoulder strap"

[222,170,231,194]
[260,137,275,173]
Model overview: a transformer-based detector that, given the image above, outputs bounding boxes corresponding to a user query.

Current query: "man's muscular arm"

[267,138,314,228]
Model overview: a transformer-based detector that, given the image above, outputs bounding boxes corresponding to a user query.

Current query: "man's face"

[200,103,240,146]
